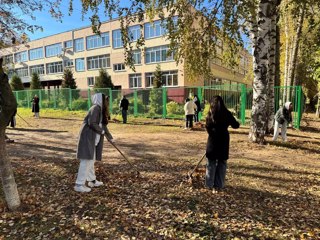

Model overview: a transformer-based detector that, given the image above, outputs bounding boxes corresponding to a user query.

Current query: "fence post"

[162,87,167,118]
[240,84,247,125]
[54,89,57,109]
[38,89,42,110]
[197,86,202,120]
[87,88,91,110]
[296,85,302,129]
[27,90,30,109]
[109,88,113,114]
[69,88,72,110]
[134,90,138,117]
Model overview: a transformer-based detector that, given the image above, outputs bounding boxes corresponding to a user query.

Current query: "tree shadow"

[268,141,320,154]
[11,127,68,133]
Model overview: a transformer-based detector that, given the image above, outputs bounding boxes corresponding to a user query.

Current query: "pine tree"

[94,68,114,89]
[149,64,163,116]
[30,72,41,90]
[62,68,77,89]
[10,74,24,91]
[153,64,163,88]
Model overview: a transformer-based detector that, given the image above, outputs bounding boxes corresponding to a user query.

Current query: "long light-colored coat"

[76,94,112,161]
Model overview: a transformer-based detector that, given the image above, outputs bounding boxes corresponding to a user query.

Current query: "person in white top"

[184,98,197,129]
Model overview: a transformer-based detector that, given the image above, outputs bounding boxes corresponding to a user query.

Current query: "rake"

[105,135,141,177]
[187,152,206,180]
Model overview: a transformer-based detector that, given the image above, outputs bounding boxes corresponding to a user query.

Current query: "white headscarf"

[91,93,103,107]
[284,102,292,110]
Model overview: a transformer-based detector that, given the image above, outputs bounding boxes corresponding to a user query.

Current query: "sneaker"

[74,185,91,193]
[87,180,103,187]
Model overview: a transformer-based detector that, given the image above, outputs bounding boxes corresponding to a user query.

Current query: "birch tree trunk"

[287,3,306,91]
[0,58,21,211]
[316,93,320,118]
[283,14,290,102]
[266,3,277,134]
[249,0,273,144]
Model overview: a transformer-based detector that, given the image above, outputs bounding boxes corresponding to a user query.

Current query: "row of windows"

[3,18,178,63]
[87,70,178,88]
[8,62,64,78]
[129,71,178,88]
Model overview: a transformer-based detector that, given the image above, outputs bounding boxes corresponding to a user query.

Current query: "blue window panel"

[144,20,166,39]
[64,40,73,48]
[75,58,85,72]
[29,47,44,61]
[132,50,141,64]
[74,38,84,52]
[128,25,141,41]
[14,51,28,62]
[45,43,62,57]
[86,32,110,50]
[112,29,123,48]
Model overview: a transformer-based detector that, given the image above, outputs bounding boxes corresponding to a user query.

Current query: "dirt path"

[1,114,320,239]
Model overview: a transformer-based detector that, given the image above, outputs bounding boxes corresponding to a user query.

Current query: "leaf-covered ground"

[1,110,319,239]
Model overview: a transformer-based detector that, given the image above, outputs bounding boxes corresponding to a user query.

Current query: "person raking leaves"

[74,93,114,193]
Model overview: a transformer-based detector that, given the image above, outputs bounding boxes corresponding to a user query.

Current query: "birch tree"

[0,0,61,211]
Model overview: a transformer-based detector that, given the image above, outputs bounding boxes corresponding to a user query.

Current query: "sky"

[22,0,115,40]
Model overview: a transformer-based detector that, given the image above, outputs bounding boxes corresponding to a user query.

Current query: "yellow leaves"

[213,212,219,219]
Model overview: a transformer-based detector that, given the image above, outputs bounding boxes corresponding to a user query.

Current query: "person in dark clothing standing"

[31,95,40,118]
[119,96,129,124]
[193,95,202,123]
[205,96,240,193]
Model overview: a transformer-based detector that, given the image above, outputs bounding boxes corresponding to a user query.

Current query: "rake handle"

[189,152,206,177]
[105,135,141,175]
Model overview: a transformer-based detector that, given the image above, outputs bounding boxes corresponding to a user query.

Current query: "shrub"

[71,99,88,111]
[166,101,184,115]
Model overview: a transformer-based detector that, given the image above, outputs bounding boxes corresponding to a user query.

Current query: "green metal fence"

[13,84,304,128]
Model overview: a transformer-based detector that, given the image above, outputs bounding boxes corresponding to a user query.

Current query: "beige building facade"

[0,16,251,90]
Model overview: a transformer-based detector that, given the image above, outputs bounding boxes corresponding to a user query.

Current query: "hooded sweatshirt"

[275,101,292,124]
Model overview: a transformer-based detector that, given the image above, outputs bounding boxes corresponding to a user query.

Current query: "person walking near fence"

[31,95,40,118]
[193,95,202,123]
[119,96,129,124]
[74,93,114,193]
[272,102,293,142]
[205,96,239,193]
[184,98,197,130]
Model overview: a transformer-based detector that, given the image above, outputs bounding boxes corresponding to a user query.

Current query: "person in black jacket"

[193,95,202,123]
[205,96,240,193]
[119,96,129,123]
[31,95,40,118]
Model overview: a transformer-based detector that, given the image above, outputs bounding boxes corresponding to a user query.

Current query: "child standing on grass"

[272,102,293,142]
[205,96,239,193]
[184,98,197,129]
[74,93,114,193]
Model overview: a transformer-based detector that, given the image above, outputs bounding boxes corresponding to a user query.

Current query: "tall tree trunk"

[287,3,306,93]
[249,0,273,144]
[266,3,278,134]
[283,14,290,103]
[0,58,21,211]
[275,14,281,87]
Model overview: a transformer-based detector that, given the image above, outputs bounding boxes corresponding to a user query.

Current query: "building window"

[64,40,73,49]
[87,54,110,70]
[145,45,173,64]
[132,50,141,65]
[144,20,167,39]
[145,72,155,88]
[7,69,15,79]
[30,64,45,75]
[75,58,85,72]
[87,77,95,86]
[74,38,84,52]
[46,61,63,74]
[86,32,110,50]
[45,43,62,58]
[29,47,44,61]
[3,55,13,65]
[161,70,178,87]
[113,63,125,71]
[112,29,123,49]
[129,73,142,88]
[64,59,74,68]
[15,67,29,77]
[128,25,141,41]
[14,51,28,63]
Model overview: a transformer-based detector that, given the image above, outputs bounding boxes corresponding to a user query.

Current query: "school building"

[0,15,252,90]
